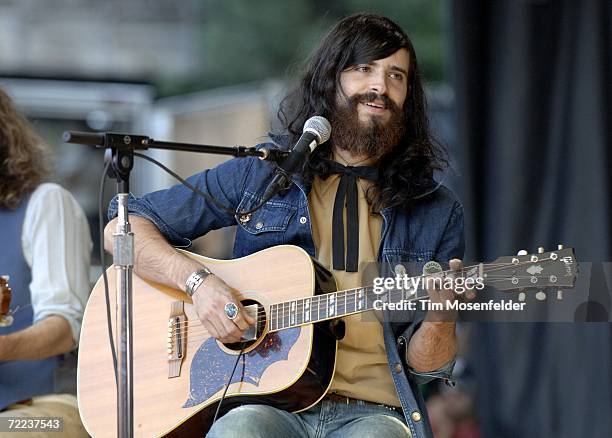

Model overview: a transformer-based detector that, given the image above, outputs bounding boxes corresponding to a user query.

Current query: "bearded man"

[106,13,464,438]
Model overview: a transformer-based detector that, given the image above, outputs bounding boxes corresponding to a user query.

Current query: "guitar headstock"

[485,246,577,299]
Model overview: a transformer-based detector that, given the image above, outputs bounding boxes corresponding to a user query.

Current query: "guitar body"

[77,245,338,437]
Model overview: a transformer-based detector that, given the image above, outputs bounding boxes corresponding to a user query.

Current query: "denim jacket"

[108,138,465,438]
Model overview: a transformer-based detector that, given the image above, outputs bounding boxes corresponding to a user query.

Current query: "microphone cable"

[134,152,289,216]
[211,346,246,426]
[98,151,275,434]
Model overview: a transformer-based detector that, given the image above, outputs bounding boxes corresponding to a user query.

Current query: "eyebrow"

[366,61,409,77]
[389,65,409,76]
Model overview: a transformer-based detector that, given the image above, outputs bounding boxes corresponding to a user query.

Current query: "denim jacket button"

[255,221,264,230]
[299,216,307,224]
[394,362,403,373]
[411,411,422,422]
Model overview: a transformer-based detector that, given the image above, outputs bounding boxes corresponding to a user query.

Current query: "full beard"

[330,92,406,161]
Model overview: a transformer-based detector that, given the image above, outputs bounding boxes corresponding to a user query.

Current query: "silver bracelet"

[185,267,213,297]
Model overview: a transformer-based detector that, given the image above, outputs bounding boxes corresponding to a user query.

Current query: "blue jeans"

[207,401,412,437]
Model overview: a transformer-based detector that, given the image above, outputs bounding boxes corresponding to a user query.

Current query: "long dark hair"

[277,13,447,211]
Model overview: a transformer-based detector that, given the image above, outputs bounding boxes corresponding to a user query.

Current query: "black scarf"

[323,160,379,272]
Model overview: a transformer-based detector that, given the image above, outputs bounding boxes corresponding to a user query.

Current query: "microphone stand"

[63,131,286,438]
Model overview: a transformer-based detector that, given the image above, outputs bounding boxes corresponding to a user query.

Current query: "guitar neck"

[268,283,431,331]
[265,258,486,331]
[266,249,575,332]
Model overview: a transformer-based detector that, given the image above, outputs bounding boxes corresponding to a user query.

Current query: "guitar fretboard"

[268,283,429,332]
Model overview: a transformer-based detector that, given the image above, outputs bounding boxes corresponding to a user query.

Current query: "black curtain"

[452,0,612,437]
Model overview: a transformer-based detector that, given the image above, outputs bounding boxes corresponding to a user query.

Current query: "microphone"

[261,116,331,202]
[277,116,331,174]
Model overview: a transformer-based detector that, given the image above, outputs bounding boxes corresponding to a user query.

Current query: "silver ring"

[224,302,239,320]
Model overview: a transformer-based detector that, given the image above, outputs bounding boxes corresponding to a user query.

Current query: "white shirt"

[21,183,92,345]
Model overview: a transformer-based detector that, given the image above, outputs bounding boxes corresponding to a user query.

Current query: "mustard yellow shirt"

[308,174,401,407]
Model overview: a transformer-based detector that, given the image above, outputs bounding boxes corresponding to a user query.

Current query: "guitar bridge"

[167,301,186,378]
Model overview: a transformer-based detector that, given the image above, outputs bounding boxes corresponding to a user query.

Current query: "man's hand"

[192,275,256,344]
[425,258,476,323]
[106,216,256,344]
[406,259,470,372]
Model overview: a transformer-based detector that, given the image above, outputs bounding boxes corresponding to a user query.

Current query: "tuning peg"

[538,247,545,254]
[557,290,563,300]
[557,244,564,250]
[518,292,526,302]
[517,249,528,256]
[535,291,547,301]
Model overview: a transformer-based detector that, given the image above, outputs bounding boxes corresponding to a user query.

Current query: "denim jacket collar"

[268,132,443,201]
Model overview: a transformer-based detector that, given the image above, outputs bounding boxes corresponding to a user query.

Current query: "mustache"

[347,92,401,113]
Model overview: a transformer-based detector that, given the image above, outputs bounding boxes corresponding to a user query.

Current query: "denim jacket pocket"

[235,191,296,235]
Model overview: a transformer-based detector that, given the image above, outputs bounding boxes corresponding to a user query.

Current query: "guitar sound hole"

[223,299,266,351]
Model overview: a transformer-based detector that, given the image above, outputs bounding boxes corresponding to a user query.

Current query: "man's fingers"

[448,258,479,300]
[219,311,245,342]
[193,274,255,342]
[234,300,256,327]
[243,310,256,326]
[203,316,223,340]
[232,312,251,331]
[223,293,255,331]
[449,258,463,271]
[202,302,241,343]
[216,315,242,344]
[201,320,218,339]
[220,284,256,326]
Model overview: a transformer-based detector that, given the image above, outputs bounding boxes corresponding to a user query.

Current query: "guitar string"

[173,271,572,335]
[121,254,575,340]
[168,255,570,332]
[173,273,569,340]
[169,257,575,350]
[169,255,564,329]
[161,254,575,335]
[180,255,567,327]
[176,272,565,346]
[177,274,559,346]
[162,254,574,335]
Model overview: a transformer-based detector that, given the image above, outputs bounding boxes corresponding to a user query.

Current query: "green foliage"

[160,0,447,95]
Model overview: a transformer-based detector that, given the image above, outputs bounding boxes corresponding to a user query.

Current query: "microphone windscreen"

[303,116,331,144]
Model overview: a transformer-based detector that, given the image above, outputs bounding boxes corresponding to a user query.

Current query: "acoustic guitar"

[77,245,577,437]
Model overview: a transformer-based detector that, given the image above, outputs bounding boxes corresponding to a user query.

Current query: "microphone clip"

[273,168,294,194]
[256,146,290,164]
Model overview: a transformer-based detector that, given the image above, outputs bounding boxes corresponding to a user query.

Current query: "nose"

[369,71,388,96]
